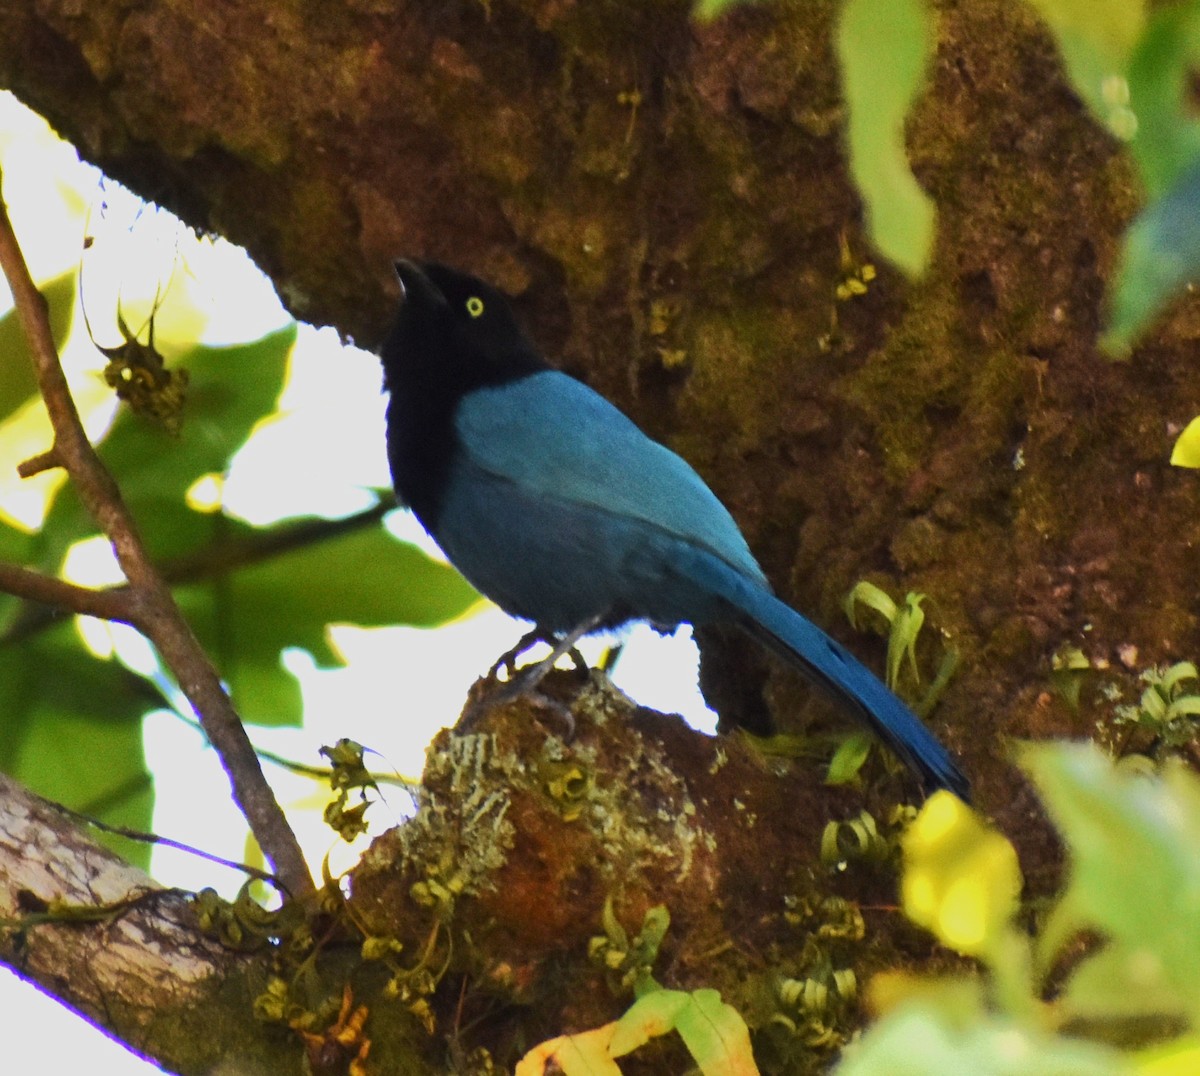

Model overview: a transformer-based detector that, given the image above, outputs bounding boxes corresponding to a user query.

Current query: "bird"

[380,259,969,800]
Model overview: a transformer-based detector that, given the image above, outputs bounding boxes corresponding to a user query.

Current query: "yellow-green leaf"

[1024,0,1145,119]
[515,1024,622,1076]
[1021,744,1200,1025]
[901,791,1022,957]
[1170,416,1200,467]
[609,990,691,1056]
[845,580,898,631]
[673,988,758,1076]
[826,732,873,786]
[837,0,936,276]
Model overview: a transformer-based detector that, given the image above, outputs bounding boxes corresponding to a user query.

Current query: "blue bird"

[381,260,969,800]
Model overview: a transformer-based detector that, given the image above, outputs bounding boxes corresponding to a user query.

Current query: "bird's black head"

[383,260,547,396]
[381,260,548,527]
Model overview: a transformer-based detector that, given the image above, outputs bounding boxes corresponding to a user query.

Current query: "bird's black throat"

[381,261,548,530]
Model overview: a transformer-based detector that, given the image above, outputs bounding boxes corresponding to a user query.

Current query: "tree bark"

[2,0,1199,1070]
[0,773,297,1074]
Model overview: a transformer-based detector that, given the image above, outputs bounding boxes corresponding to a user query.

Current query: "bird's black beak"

[394,260,448,310]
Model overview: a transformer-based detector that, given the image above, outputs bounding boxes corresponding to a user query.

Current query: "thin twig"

[17,446,62,478]
[0,501,392,646]
[161,500,392,585]
[0,562,138,623]
[0,175,315,902]
[59,804,282,889]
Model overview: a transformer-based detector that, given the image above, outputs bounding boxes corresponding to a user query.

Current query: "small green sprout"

[766,895,868,1061]
[844,581,927,691]
[838,582,954,784]
[588,897,671,996]
[1050,646,1092,710]
[773,966,858,1048]
[542,761,593,822]
[820,804,916,870]
[825,732,873,786]
[1115,661,1200,751]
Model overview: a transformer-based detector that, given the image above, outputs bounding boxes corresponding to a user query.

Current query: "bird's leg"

[484,621,594,685]
[486,627,548,682]
[510,615,602,697]
[459,615,603,737]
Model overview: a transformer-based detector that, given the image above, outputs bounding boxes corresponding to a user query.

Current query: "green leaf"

[1125,5,1200,197]
[1102,154,1200,355]
[1059,944,1190,1022]
[1024,0,1145,124]
[1022,743,1200,1026]
[826,731,872,785]
[837,0,936,276]
[0,625,159,869]
[886,593,926,689]
[1166,695,1200,720]
[174,517,480,725]
[0,270,75,424]
[608,989,757,1075]
[0,520,36,636]
[845,581,898,632]
[1139,684,1167,721]
[1025,0,1145,57]
[609,990,690,1057]
[836,986,1130,1075]
[673,988,757,1075]
[1159,660,1199,694]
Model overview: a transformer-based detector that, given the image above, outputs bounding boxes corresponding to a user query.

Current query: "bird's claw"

[458,661,578,740]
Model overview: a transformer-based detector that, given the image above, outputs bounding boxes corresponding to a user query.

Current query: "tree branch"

[0,561,137,623]
[0,501,393,645]
[161,500,392,586]
[0,772,299,1074]
[0,174,314,902]
[16,446,62,478]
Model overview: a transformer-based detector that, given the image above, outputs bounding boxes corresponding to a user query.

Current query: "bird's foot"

[486,628,546,683]
[485,619,598,686]
[460,616,603,736]
[458,665,578,739]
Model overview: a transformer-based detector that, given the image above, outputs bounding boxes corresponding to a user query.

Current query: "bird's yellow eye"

[466,296,484,318]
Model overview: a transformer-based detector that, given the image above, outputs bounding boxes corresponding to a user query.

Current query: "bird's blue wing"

[454,371,767,585]
[451,374,969,798]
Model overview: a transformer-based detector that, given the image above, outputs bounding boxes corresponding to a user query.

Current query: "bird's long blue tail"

[677,547,970,800]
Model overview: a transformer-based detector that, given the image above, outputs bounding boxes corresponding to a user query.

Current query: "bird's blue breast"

[434,371,768,630]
